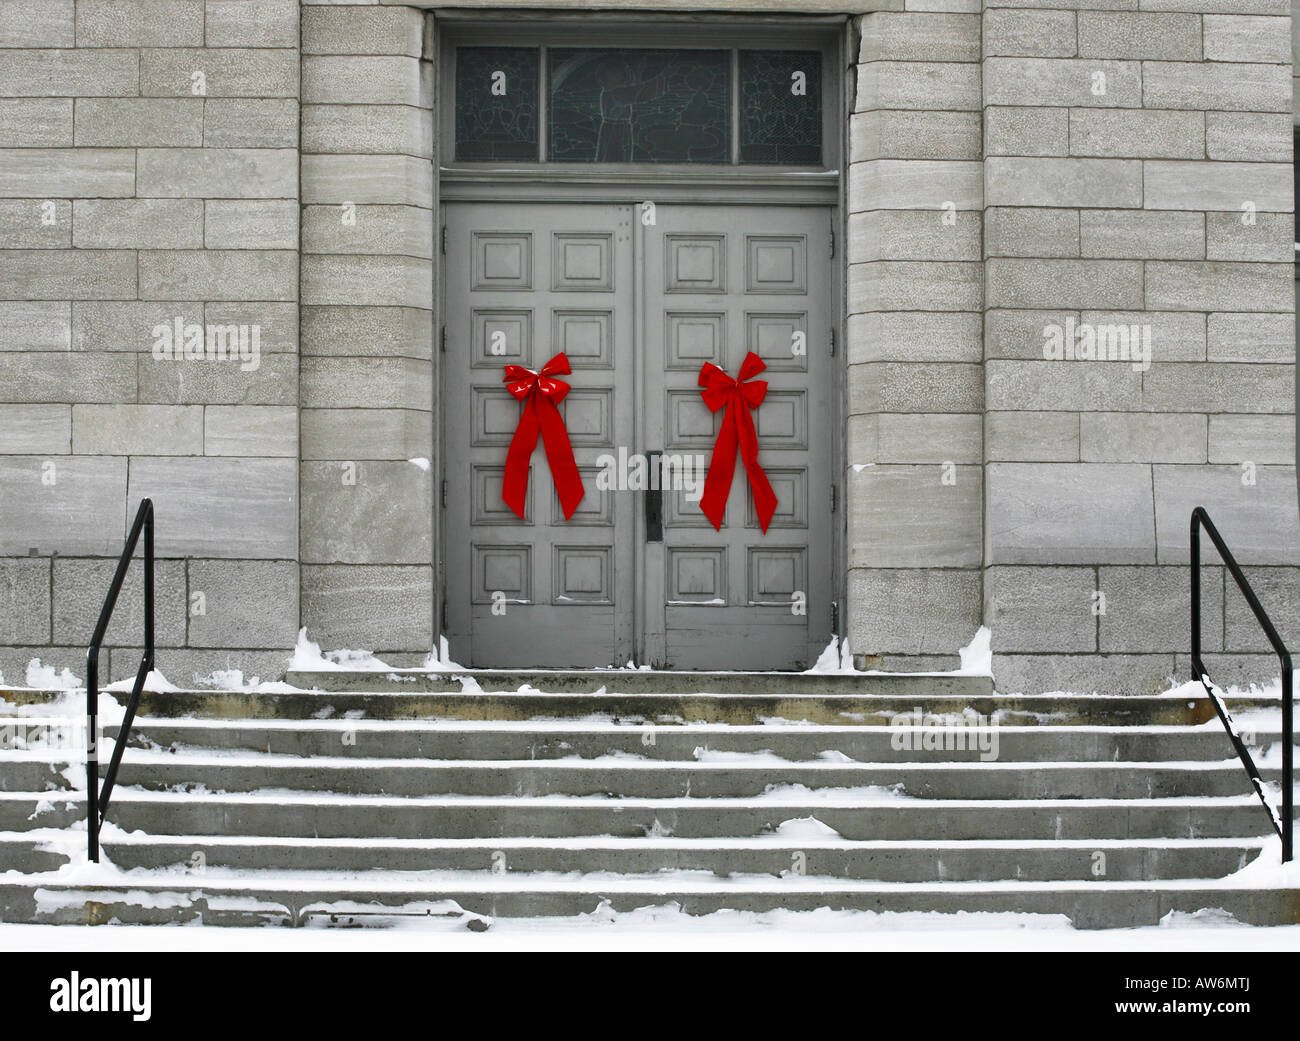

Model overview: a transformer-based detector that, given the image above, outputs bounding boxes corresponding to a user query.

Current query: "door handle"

[645,449,663,543]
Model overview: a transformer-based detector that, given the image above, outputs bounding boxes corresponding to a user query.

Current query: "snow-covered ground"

[3,908,1298,952]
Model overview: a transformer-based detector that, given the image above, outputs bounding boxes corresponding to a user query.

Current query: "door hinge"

[830,484,838,513]
[831,600,839,633]
[440,325,446,353]
[829,327,836,356]
[440,479,448,508]
[829,227,835,258]
[440,225,447,254]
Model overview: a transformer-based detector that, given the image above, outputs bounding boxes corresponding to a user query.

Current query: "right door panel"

[641,204,835,670]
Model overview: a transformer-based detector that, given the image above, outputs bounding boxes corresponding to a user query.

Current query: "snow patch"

[288,628,392,672]
[104,669,179,694]
[26,659,81,690]
[420,635,466,672]
[957,626,992,677]
[692,747,787,764]
[198,669,306,694]
[758,782,908,804]
[804,636,854,674]
[1222,843,1300,888]
[1158,907,1243,929]
[770,815,842,839]
[35,887,197,914]
[1159,671,1295,701]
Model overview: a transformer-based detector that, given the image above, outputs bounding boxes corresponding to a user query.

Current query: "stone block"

[141,48,299,98]
[848,568,982,654]
[1079,412,1207,463]
[73,199,203,249]
[204,0,299,48]
[0,456,128,556]
[137,148,297,199]
[0,148,134,197]
[986,462,1157,564]
[300,564,433,652]
[127,457,298,559]
[51,557,186,647]
[0,405,71,455]
[300,461,432,564]
[1068,109,1204,158]
[986,565,1096,652]
[1208,414,1295,464]
[847,464,982,567]
[203,406,298,457]
[74,0,203,46]
[74,98,203,147]
[138,250,297,301]
[187,558,300,648]
[0,558,50,644]
[204,200,299,250]
[986,411,1080,462]
[71,404,204,456]
[1153,463,1300,565]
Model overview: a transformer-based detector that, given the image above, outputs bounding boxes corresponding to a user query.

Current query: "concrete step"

[3,687,1287,725]
[280,669,995,696]
[2,874,1297,929]
[1,791,1284,840]
[5,755,1279,800]
[84,835,1267,882]
[100,719,1284,763]
[2,688,1292,928]
[0,831,1266,882]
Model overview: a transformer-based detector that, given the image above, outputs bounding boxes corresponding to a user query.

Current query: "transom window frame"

[437,17,845,186]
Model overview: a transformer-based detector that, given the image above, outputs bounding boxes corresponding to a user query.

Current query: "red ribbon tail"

[733,406,775,532]
[502,399,540,520]
[744,458,777,533]
[537,397,585,520]
[699,406,739,531]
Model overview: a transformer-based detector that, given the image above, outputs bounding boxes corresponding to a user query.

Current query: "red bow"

[697,352,777,533]
[502,353,585,521]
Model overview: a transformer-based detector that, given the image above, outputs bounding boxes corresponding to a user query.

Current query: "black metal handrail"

[1190,506,1292,862]
[86,498,154,863]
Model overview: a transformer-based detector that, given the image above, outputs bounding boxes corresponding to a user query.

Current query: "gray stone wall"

[0,0,301,687]
[980,0,1297,693]
[0,0,1294,694]
[298,4,435,662]
[847,8,986,672]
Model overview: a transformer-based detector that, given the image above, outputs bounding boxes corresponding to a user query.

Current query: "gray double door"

[443,200,835,670]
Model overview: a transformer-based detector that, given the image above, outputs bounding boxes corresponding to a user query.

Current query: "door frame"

[434,15,851,666]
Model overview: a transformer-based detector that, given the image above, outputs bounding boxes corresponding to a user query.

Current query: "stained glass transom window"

[453,45,827,166]
[739,50,822,165]
[548,49,730,164]
[455,47,540,161]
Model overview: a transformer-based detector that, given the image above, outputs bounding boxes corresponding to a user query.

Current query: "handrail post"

[1190,511,1201,666]
[144,509,154,669]
[83,498,154,865]
[1284,662,1293,863]
[86,647,99,863]
[1190,505,1293,863]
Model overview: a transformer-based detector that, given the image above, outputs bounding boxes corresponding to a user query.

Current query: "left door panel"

[443,202,636,667]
